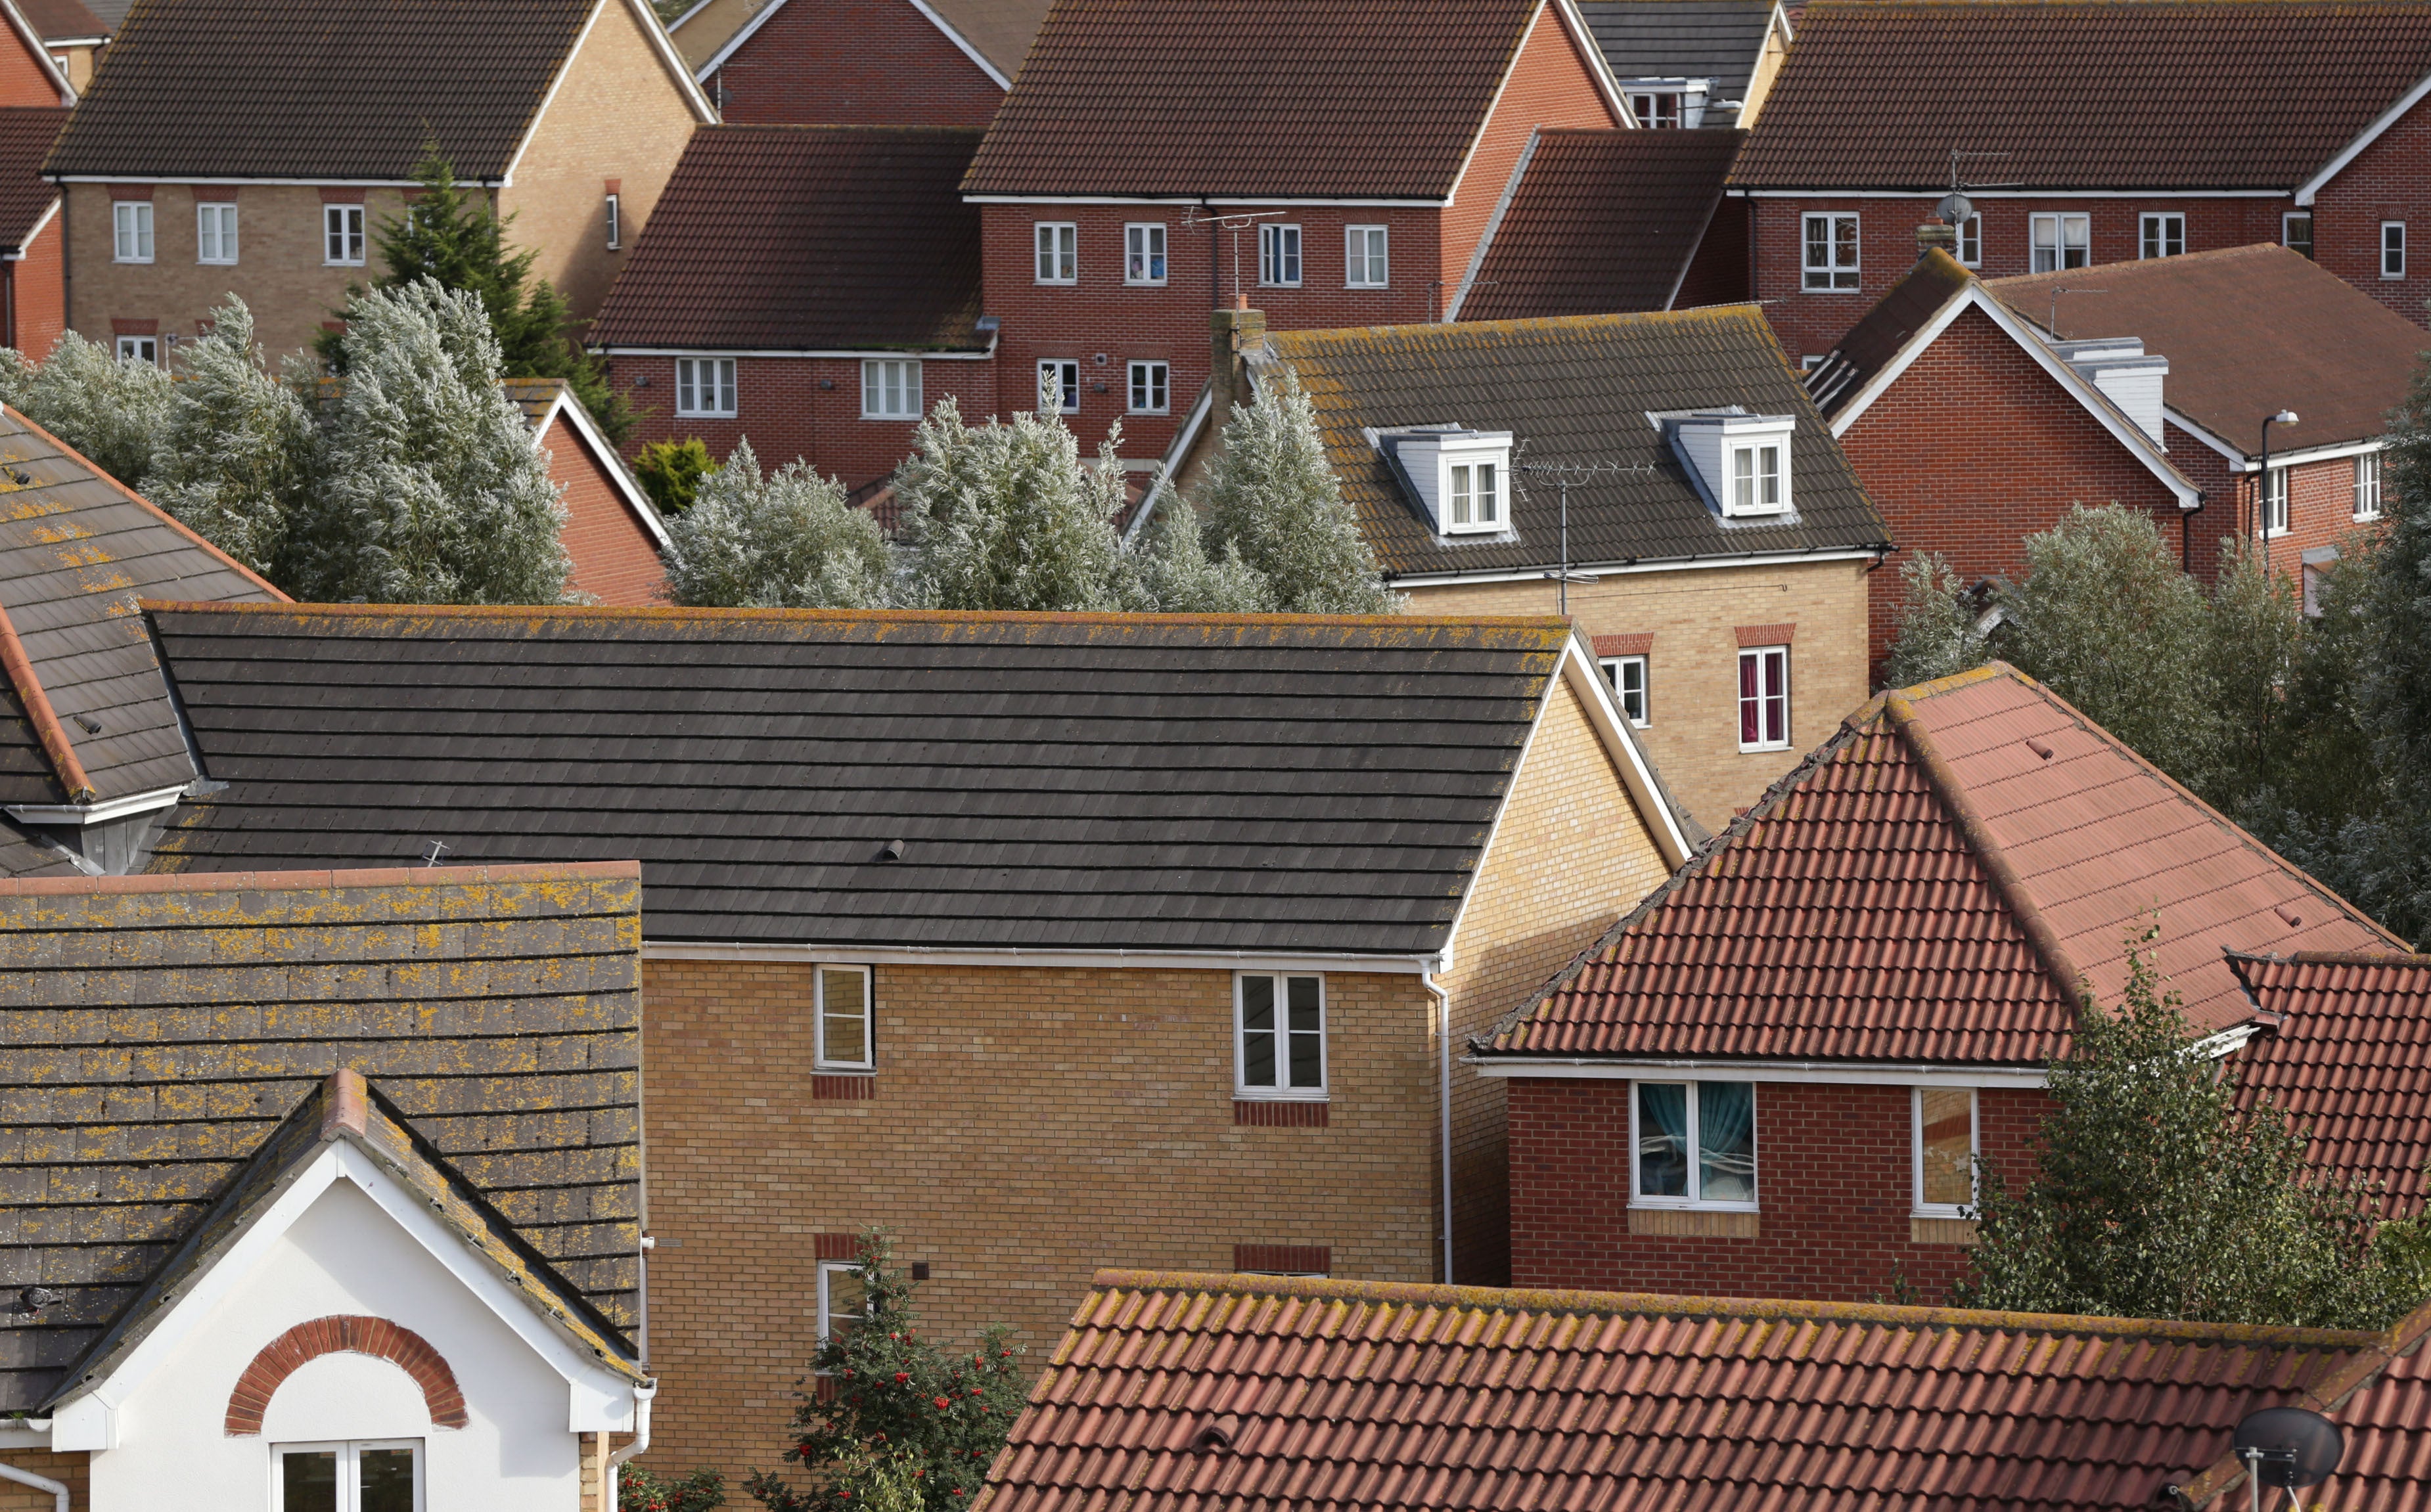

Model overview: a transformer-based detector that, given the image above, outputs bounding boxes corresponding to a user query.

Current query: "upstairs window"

[1738,645,1789,751]
[273,1438,419,1512]
[2031,212,2089,273]
[1260,223,1302,286]
[1127,359,1168,414]
[1631,1081,1756,1209]
[861,359,920,420]
[815,1258,867,1354]
[2140,211,2183,259]
[1125,222,1167,284]
[1237,973,1325,1100]
[1036,358,1079,414]
[2284,211,2314,260]
[605,192,622,250]
[1913,1087,1977,1216]
[1446,456,1498,530]
[1345,225,1388,288]
[1731,440,1783,514]
[2263,465,2290,537]
[1802,212,1857,290]
[2357,453,2383,521]
[112,200,152,263]
[196,202,238,265]
[676,356,737,418]
[115,334,157,364]
[1602,655,1650,726]
[1034,221,1076,283]
[1955,213,1981,267]
[2384,221,2407,279]
[324,204,365,265]
[1628,91,1681,127]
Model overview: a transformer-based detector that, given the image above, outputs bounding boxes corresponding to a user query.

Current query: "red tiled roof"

[591,125,985,353]
[961,0,1550,198]
[2229,952,2431,1218]
[0,106,62,252]
[1489,663,2399,1064]
[1731,1,2431,191]
[980,1270,2431,1512]
[1457,127,1743,321]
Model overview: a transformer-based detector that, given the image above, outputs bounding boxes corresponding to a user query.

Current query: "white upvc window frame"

[1737,644,1790,752]
[675,355,738,418]
[1627,1080,1759,1211]
[1234,971,1327,1101]
[1801,211,1858,291]
[1124,221,1167,285]
[1260,223,1302,286]
[813,963,874,1071]
[114,334,157,364]
[1955,213,1981,267]
[1127,359,1169,414]
[323,203,365,266]
[1729,437,1786,516]
[814,1256,869,1362]
[2262,464,2290,538]
[1601,654,1650,727]
[860,358,921,420]
[112,199,153,263]
[1912,1086,1978,1218]
[1034,221,1077,283]
[1035,357,1079,414]
[196,200,239,265]
[1443,453,1501,533]
[1628,90,1682,128]
[2384,221,2407,279]
[2356,451,2383,521]
[604,191,622,250]
[2030,211,2089,273]
[2139,211,2184,259]
[2284,210,2314,260]
[1345,224,1389,288]
[270,1438,425,1512]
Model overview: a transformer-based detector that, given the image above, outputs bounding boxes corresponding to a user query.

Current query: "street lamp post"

[2260,409,2298,578]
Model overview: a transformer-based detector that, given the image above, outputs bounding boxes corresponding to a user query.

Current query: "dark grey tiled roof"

[0,861,645,1411]
[0,812,77,876]
[1264,309,1891,581]
[1580,0,1777,117]
[141,606,1577,954]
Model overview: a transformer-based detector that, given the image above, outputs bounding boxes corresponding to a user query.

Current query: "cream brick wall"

[1405,558,1873,828]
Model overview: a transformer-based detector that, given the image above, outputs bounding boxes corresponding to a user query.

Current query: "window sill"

[1738,742,1792,755]
[811,1074,875,1101]
[1234,1099,1328,1127]
[1911,1215,1979,1246]
[1628,1207,1759,1238]
[861,414,919,423]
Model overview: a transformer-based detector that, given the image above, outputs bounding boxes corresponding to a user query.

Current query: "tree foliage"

[892,399,1132,611]
[5,331,174,487]
[664,439,891,608]
[620,1467,727,1512]
[1953,931,2419,1327]
[145,298,315,577]
[745,1230,1027,1512]
[1189,374,1398,613]
[1883,550,1989,688]
[635,436,719,516]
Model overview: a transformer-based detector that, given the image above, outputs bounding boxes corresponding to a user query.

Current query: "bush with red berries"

[619,1466,727,1512]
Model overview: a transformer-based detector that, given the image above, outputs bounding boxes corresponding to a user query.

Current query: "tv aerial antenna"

[1514,456,1656,615]
[1183,207,1288,305]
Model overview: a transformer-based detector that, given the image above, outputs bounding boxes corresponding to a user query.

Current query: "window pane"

[1637,1084,1688,1197]
[825,1264,866,1342]
[1760,445,1779,506]
[821,967,867,1064]
[1919,1088,1973,1207]
[1286,977,1322,1088]
[1696,1081,1756,1203]
[359,1448,415,1512]
[1477,462,1496,523]
[1738,654,1760,744]
[1449,464,1470,525]
[1241,975,1276,1086]
[282,1451,339,1512]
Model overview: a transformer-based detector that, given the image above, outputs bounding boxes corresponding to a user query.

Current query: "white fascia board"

[2296,70,2431,206]
[643,941,1441,973]
[1387,546,1884,589]
[1558,635,1692,867]
[1448,127,1541,320]
[1125,382,1214,545]
[1771,0,1793,42]
[534,391,673,550]
[7,782,187,826]
[54,176,439,187]
[498,0,609,189]
[664,0,719,32]
[1733,188,2293,199]
[3,192,58,258]
[1434,652,1557,972]
[901,0,1011,89]
[696,0,784,78]
[1468,1056,2051,1088]
[0,1421,50,1450]
[1552,0,1635,123]
[2231,437,2388,470]
[963,194,1449,207]
[3,0,76,104]
[1818,279,1977,437]
[595,344,994,359]
[2165,407,2248,464]
[632,0,723,120]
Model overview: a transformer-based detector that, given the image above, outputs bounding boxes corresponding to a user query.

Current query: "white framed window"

[1913,1087,1977,1217]
[1731,440,1784,515]
[1127,359,1168,414]
[2263,465,2290,537]
[1445,456,1499,531]
[324,204,365,265]
[1345,225,1388,288]
[815,1258,867,1358]
[605,192,622,250]
[2357,453,2383,521]
[1955,213,1981,267]
[1034,221,1076,283]
[2140,211,2183,259]
[1628,91,1681,128]
[1260,223,1302,286]
[675,357,737,417]
[1738,644,1789,751]
[1602,655,1649,726]
[2030,212,2089,273]
[1035,358,1079,414]
[860,359,920,420]
[271,1438,422,1512]
[2284,211,2313,260]
[2384,221,2406,279]
[1630,1081,1757,1209]
[112,200,152,263]
[1235,972,1325,1100]
[196,201,238,264]
[115,334,157,364]
[1124,222,1166,284]
[815,964,873,1070]
[1802,211,1857,290]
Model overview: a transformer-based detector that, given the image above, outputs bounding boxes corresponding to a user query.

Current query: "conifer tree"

[1194,373,1397,613]
[634,436,719,516]
[663,439,891,608]
[893,399,1130,611]
[1127,483,1272,612]
[145,298,315,578]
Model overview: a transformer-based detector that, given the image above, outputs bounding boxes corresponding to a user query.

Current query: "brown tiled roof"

[1488,663,2399,1065]
[980,1270,2431,1512]
[1804,244,1974,418]
[961,0,1553,198]
[924,0,1049,76]
[592,125,986,353]
[44,0,599,181]
[0,861,645,1411]
[1731,1,2431,191]
[1986,244,2430,453]
[0,108,63,253]
[2228,951,2431,1219]
[1458,127,1743,321]
[13,0,104,41]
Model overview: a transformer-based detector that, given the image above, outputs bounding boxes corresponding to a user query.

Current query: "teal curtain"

[1698,1081,1756,1203]
[1637,1083,1689,1197]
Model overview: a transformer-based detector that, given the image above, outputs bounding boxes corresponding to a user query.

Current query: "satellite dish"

[1936,191,1974,227]
[2233,1406,2344,1488]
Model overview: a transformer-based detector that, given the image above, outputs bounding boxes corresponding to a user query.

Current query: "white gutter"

[604,1379,658,1508]
[1422,966,1453,1285]
[1388,546,1884,589]
[643,941,1438,973]
[1468,1055,2054,1088]
[0,1417,51,1450]
[7,782,187,827]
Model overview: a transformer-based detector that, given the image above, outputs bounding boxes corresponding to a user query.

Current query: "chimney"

[1210,300,1266,421]
[1917,221,1957,256]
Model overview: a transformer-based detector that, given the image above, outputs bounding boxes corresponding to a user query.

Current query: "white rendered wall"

[89,1178,583,1512]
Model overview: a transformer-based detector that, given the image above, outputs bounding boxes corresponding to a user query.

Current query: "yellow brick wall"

[0,1451,85,1510]
[1405,558,1873,829]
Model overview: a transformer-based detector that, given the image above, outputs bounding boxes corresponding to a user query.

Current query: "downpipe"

[605,1379,658,1509]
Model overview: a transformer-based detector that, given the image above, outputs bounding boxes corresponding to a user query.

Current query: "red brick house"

[1986,244,2419,596]
[1803,246,2199,679]
[1478,661,2402,1305]
[1731,1,2431,361]
[505,378,670,604]
[0,104,66,355]
[675,0,1037,125]
[592,124,989,491]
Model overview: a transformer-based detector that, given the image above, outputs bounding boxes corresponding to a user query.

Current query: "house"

[0,860,652,1512]
[0,403,283,874]
[956,0,1631,465]
[1985,244,2420,595]
[1574,0,1790,129]
[590,124,989,491]
[0,0,72,108]
[675,0,1039,125]
[0,106,68,355]
[17,0,106,91]
[131,604,1694,1482]
[1161,305,1891,829]
[1478,661,2401,1304]
[504,378,670,604]
[2229,951,2431,1212]
[1802,245,2200,680]
[41,0,716,361]
[1730,1,2431,361]
[974,1270,2431,1511]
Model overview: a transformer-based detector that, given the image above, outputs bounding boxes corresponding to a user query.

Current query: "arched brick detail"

[225,1315,468,1436]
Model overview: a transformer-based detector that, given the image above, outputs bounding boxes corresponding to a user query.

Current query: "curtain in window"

[1637,1083,1689,1197]
[1697,1080,1756,1202]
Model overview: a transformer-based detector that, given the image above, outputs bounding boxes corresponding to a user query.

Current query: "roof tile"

[2229,951,2431,1217]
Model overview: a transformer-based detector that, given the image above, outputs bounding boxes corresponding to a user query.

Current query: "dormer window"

[1448,457,1498,530]
[1380,427,1513,536]
[1731,441,1781,514]
[1666,410,1795,520]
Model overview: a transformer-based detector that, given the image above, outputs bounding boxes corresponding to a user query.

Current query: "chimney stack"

[1210,303,1266,420]
[1917,221,1958,257]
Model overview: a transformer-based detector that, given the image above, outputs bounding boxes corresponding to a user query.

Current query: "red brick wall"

[11,202,62,358]
[546,412,668,605]
[2310,102,2431,327]
[704,0,1004,125]
[612,352,998,490]
[1837,303,2189,681]
[0,20,56,108]
[1440,4,1624,293]
[2166,426,2388,590]
[1507,1077,2047,1302]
